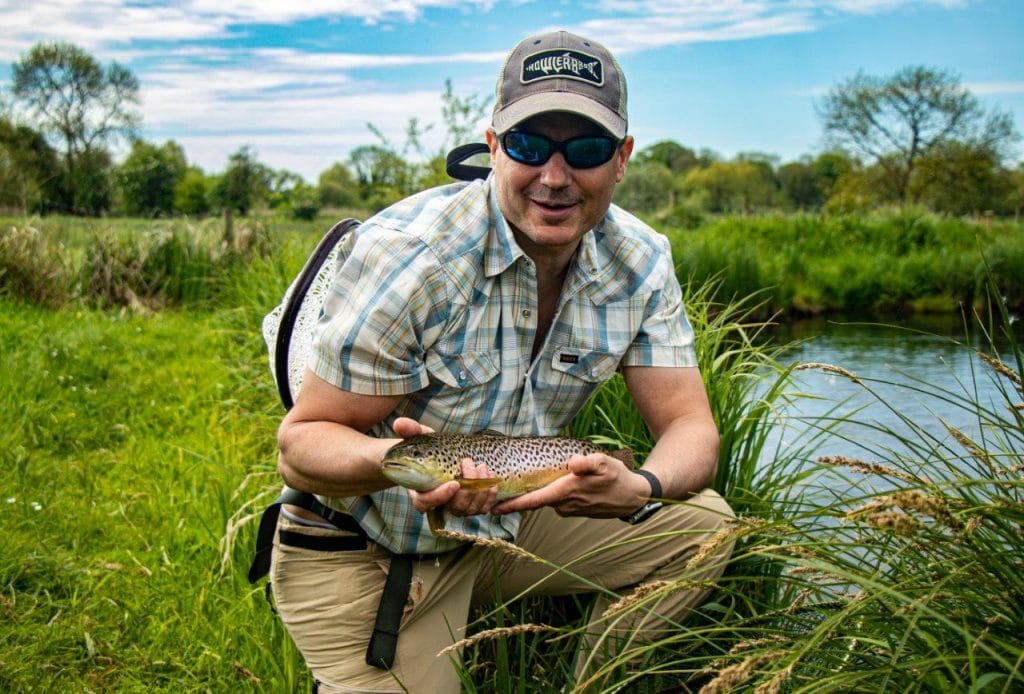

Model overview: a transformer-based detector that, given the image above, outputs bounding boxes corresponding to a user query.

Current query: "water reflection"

[763,315,1022,489]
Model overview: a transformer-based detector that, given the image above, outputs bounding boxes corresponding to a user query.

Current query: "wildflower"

[30,501,43,511]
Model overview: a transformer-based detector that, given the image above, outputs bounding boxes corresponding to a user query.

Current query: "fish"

[381,431,633,501]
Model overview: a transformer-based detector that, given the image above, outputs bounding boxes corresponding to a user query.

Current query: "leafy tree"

[317,162,359,209]
[11,42,140,213]
[913,141,1013,216]
[114,139,187,216]
[0,117,60,213]
[777,159,824,210]
[635,141,710,175]
[683,160,776,213]
[174,167,212,216]
[820,65,1018,204]
[210,145,272,215]
[613,160,674,213]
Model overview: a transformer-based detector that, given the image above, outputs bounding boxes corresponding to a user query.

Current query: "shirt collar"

[484,174,605,289]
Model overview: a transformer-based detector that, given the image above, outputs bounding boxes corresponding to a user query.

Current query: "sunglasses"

[500,131,622,169]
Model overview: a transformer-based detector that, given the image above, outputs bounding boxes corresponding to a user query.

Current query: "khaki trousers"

[270,489,733,693]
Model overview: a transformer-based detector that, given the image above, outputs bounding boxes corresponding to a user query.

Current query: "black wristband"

[634,469,662,500]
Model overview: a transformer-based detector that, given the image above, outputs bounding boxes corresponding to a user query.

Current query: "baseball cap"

[491,31,628,139]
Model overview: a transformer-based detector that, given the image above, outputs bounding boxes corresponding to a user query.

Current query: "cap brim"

[492,92,626,139]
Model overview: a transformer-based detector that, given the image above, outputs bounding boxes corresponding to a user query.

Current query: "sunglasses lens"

[503,132,552,165]
[502,132,619,168]
[565,137,616,168]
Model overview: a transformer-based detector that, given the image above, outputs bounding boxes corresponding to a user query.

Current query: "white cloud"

[966,81,1024,96]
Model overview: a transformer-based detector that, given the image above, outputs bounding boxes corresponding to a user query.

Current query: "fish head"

[381,439,455,492]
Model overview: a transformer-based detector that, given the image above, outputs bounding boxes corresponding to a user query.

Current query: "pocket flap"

[425,350,500,388]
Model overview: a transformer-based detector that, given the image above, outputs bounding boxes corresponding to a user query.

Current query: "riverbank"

[2,210,1022,320]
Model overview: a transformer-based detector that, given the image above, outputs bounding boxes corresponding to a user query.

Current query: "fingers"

[410,458,498,517]
[447,457,498,517]
[393,417,434,438]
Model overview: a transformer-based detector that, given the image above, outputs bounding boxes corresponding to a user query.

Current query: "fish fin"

[474,429,506,437]
[458,477,501,491]
[610,449,635,467]
[428,508,446,534]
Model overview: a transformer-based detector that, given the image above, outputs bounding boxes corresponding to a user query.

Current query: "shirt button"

[522,309,531,318]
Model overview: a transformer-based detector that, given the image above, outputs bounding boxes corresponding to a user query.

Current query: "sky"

[1,0,1022,182]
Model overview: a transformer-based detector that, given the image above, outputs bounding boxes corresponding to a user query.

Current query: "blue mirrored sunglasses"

[501,131,621,169]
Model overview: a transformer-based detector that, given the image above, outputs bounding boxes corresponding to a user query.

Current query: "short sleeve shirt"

[311,176,697,554]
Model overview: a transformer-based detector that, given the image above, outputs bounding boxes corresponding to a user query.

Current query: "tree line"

[2,42,1021,222]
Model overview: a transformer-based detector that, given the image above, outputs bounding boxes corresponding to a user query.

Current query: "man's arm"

[622,364,719,499]
[492,365,718,517]
[276,368,404,498]
[277,368,497,514]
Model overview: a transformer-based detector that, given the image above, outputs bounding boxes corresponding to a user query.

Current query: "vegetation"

[3,42,1022,223]
[1,218,1021,692]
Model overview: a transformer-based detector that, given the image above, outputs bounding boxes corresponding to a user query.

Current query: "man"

[270,30,734,693]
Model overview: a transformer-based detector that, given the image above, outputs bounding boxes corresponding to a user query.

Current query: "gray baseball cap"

[491,31,628,139]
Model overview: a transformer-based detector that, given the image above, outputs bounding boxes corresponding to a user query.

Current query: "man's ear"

[485,129,500,161]
[615,136,634,183]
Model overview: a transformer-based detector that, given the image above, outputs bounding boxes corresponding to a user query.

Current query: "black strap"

[278,529,367,553]
[247,488,365,583]
[365,553,414,670]
[273,218,361,410]
[445,142,491,182]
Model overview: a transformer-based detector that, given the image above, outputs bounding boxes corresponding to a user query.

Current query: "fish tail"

[610,449,635,467]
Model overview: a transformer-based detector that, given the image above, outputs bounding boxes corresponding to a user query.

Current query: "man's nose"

[538,152,572,188]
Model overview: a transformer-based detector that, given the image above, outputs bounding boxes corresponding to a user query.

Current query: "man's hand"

[393,418,499,517]
[491,453,649,518]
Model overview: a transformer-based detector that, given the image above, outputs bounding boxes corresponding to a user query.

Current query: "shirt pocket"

[424,349,500,388]
[542,347,621,423]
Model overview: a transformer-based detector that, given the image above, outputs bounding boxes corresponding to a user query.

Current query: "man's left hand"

[491,453,650,518]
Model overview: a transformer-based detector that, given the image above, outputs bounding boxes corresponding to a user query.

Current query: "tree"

[174,167,212,216]
[318,162,359,209]
[613,160,675,213]
[210,145,272,215]
[820,65,1018,204]
[114,139,187,216]
[11,42,140,213]
[0,117,61,213]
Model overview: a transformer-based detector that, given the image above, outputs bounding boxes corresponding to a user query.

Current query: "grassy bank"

[3,210,1023,319]
[2,215,1022,691]
[661,209,1024,319]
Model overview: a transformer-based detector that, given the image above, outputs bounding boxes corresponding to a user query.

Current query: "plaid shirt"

[312,176,697,555]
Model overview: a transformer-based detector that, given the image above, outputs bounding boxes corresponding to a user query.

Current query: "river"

[763,313,1023,476]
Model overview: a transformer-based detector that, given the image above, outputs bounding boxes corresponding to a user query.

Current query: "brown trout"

[381,431,633,501]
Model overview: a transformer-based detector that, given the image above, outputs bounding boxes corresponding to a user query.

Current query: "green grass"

[2,216,1022,692]
[0,299,304,691]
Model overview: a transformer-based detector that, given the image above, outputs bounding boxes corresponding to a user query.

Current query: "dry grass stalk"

[430,527,540,563]
[795,362,862,384]
[848,490,963,532]
[437,624,558,657]
[977,351,1022,391]
[602,580,672,619]
[946,425,994,469]
[685,524,741,572]
[866,511,921,535]
[785,587,815,615]
[818,454,930,485]
[755,663,794,694]
[699,650,788,694]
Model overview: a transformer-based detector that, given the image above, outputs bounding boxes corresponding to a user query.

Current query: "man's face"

[486,112,633,260]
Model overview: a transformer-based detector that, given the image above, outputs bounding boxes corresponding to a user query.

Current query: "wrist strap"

[634,469,662,500]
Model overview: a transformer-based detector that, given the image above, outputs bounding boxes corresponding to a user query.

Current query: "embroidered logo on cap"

[521,49,604,86]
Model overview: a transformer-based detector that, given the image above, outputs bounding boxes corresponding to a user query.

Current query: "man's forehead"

[514,111,609,137]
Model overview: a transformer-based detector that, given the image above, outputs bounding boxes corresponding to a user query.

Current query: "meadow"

[1,213,1022,692]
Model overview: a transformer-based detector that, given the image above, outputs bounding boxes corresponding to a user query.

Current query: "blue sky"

[2,0,1021,182]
